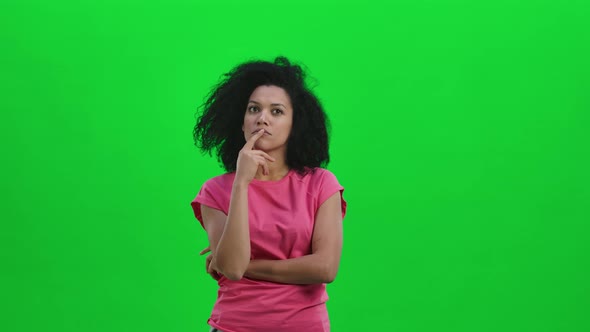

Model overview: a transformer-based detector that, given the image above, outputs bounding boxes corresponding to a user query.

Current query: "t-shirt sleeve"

[190,178,228,229]
[318,169,347,219]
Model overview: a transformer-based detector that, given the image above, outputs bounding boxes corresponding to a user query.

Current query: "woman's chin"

[254,142,270,150]
[254,144,282,154]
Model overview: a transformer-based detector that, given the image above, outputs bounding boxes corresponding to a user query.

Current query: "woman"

[191,57,347,332]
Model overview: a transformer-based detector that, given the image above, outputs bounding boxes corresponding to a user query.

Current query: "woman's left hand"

[200,246,222,281]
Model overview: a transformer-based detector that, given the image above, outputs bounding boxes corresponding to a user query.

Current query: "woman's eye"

[248,106,258,112]
[272,109,283,115]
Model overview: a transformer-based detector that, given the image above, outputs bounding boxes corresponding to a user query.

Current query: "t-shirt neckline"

[248,169,295,187]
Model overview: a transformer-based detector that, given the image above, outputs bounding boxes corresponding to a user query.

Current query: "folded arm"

[244,192,343,284]
[200,182,251,281]
[201,191,343,284]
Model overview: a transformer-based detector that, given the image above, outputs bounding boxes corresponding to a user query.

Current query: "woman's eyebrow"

[248,100,286,108]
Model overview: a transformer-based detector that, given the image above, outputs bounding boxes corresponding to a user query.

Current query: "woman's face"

[242,85,293,154]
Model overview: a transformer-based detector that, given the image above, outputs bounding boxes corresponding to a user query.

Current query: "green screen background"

[2,0,589,331]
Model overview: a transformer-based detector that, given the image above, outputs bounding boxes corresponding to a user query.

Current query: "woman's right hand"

[234,129,276,185]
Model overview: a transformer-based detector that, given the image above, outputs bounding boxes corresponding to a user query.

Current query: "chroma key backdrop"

[2,0,589,331]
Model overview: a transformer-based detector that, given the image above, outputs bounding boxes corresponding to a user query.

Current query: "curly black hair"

[193,56,330,174]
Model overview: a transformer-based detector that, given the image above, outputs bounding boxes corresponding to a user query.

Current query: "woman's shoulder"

[295,167,339,183]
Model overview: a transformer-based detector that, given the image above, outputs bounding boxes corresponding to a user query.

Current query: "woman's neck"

[254,159,289,181]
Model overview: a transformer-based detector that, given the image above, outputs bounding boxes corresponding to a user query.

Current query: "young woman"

[191,57,347,332]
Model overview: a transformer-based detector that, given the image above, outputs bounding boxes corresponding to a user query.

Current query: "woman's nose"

[257,111,269,125]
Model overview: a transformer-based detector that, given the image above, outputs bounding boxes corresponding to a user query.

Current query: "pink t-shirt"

[191,168,347,332]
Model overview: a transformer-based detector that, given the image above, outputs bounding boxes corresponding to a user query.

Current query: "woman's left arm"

[244,192,343,284]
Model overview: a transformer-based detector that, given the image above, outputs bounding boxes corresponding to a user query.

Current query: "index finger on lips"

[243,129,265,150]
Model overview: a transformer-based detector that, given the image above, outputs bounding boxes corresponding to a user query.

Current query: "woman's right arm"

[203,183,250,281]
[203,129,274,280]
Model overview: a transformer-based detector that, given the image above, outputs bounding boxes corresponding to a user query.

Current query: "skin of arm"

[243,191,343,284]
[216,182,251,280]
[201,130,273,281]
[200,205,225,276]
[201,184,250,280]
[201,183,251,281]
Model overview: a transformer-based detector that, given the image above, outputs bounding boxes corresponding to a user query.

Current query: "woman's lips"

[253,129,271,135]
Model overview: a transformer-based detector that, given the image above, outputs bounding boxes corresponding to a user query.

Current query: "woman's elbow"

[223,271,245,281]
[321,263,339,284]
[215,257,248,281]
[217,264,246,281]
